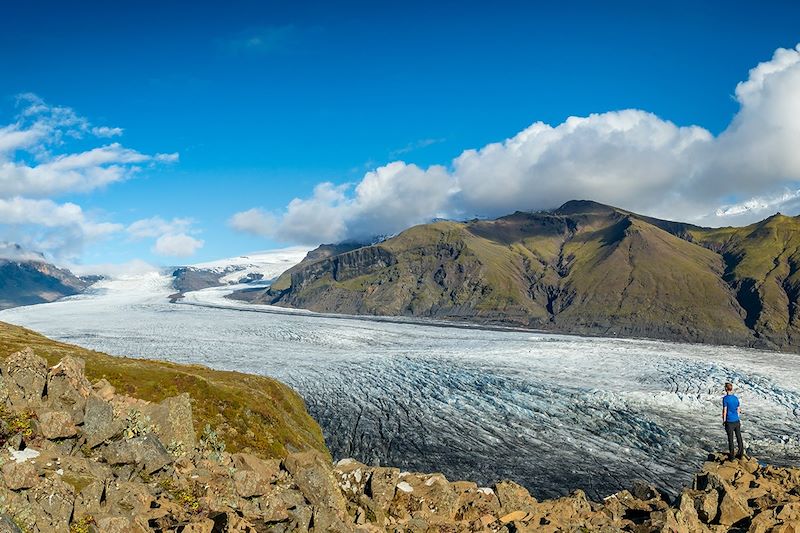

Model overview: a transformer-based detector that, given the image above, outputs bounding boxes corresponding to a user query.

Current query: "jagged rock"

[27,476,75,532]
[105,480,155,514]
[283,450,349,522]
[183,519,215,532]
[38,410,78,439]
[102,433,173,474]
[367,466,399,509]
[231,452,280,497]
[0,514,22,533]
[46,356,92,422]
[93,515,150,533]
[91,378,115,401]
[1,460,38,490]
[717,483,751,526]
[3,347,47,405]
[494,479,537,515]
[84,394,123,447]
[144,393,196,450]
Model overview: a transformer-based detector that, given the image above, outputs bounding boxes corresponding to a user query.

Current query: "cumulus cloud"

[232,43,800,243]
[0,94,181,260]
[126,216,204,258]
[153,233,205,257]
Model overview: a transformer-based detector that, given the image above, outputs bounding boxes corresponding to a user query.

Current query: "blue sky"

[2,1,800,269]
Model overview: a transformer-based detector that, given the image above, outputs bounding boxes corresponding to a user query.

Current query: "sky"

[2,0,800,271]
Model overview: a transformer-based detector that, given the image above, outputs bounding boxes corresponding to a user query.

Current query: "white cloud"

[0,196,123,258]
[91,126,124,137]
[229,208,276,238]
[0,94,181,260]
[153,233,204,257]
[231,43,800,243]
[127,216,193,239]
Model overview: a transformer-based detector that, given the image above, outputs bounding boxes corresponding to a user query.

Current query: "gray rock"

[144,393,196,450]
[46,356,92,423]
[0,513,23,533]
[3,347,47,405]
[102,434,173,474]
[83,394,122,448]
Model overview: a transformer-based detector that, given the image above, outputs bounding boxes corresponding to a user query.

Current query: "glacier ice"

[1,273,798,499]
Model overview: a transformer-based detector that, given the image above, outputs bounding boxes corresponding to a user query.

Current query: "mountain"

[237,200,800,351]
[0,246,91,309]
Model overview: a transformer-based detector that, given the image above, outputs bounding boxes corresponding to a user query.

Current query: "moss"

[69,515,95,533]
[61,474,95,494]
[0,321,328,460]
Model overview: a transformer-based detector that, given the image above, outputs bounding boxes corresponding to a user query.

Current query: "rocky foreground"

[0,348,797,532]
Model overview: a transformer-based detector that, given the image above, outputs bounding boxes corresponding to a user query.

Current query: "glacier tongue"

[0,274,798,499]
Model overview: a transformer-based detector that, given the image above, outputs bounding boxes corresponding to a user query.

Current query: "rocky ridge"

[0,347,797,532]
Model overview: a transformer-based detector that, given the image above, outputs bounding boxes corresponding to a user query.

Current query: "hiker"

[722,382,744,460]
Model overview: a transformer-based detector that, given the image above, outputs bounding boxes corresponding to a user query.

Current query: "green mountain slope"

[244,200,800,351]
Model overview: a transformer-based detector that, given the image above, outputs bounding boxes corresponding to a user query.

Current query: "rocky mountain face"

[251,200,800,351]
[0,254,90,310]
[0,346,797,532]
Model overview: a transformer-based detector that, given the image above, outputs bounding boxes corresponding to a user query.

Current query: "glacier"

[0,266,798,500]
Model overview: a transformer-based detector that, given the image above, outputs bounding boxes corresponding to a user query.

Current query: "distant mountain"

[236,200,800,351]
[0,245,91,309]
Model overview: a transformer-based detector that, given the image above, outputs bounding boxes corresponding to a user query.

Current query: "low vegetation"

[0,321,327,459]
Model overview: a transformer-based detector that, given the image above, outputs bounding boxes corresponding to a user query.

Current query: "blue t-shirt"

[723,394,740,422]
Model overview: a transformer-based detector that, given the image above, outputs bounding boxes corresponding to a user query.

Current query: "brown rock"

[38,410,78,439]
[3,347,47,405]
[718,484,751,526]
[105,480,154,514]
[1,460,39,490]
[91,378,116,400]
[46,356,92,421]
[367,466,400,510]
[500,510,527,523]
[183,519,215,533]
[494,479,537,515]
[283,451,349,520]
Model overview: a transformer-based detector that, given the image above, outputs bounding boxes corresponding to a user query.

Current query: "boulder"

[3,347,47,405]
[105,480,155,514]
[102,434,173,474]
[283,451,349,522]
[367,466,400,509]
[494,479,537,515]
[83,394,123,447]
[91,378,116,400]
[1,460,39,490]
[144,393,196,450]
[28,476,75,531]
[46,356,92,422]
[38,410,78,439]
[717,484,751,526]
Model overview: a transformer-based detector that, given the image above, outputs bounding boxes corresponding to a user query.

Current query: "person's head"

[725,382,734,393]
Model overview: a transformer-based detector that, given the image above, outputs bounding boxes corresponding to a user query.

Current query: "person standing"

[722,382,744,460]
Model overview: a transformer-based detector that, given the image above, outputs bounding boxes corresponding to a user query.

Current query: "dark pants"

[725,421,744,458]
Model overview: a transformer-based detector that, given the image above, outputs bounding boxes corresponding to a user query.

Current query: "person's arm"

[723,405,727,423]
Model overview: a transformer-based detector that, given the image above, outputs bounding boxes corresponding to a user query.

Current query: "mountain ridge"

[234,200,800,352]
